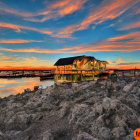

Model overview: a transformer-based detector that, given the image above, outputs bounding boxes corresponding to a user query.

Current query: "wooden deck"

[55,69,109,75]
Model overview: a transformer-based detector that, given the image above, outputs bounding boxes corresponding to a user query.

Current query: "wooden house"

[54,55,108,82]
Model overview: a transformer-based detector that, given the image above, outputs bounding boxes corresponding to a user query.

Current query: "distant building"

[54,55,108,82]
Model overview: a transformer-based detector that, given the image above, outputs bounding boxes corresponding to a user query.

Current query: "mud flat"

[0,76,140,140]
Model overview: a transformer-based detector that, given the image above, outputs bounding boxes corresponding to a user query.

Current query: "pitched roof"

[54,55,95,66]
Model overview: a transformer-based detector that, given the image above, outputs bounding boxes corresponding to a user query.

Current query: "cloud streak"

[0,7,38,17]
[56,0,139,37]
[0,22,73,38]
[0,22,53,35]
[107,57,140,69]
[0,55,54,69]
[0,31,139,53]
[0,0,88,23]
[108,31,140,41]
[120,20,140,30]
[0,47,73,53]
[0,39,43,43]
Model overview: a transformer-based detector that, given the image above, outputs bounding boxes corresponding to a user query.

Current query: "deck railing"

[55,69,107,75]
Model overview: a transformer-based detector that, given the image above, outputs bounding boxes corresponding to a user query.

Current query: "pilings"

[54,74,94,82]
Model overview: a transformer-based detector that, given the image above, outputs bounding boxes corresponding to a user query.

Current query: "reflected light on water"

[0,77,54,98]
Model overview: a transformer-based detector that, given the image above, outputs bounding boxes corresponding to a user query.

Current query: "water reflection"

[0,77,54,98]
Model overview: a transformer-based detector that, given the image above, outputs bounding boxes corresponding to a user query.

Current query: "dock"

[0,70,54,79]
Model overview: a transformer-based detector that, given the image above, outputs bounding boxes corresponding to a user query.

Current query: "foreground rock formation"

[0,77,140,140]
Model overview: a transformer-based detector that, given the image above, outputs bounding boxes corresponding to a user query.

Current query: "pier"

[0,70,54,79]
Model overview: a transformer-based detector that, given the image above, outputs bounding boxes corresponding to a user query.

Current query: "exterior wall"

[93,60,99,70]
[99,62,106,70]
[54,74,94,83]
[56,65,72,74]
[55,58,107,74]
[57,65,72,71]
[72,57,97,70]
[65,65,72,70]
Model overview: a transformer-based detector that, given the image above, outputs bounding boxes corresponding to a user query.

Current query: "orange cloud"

[108,31,140,41]
[0,47,77,54]
[120,20,140,30]
[129,5,140,15]
[107,58,125,65]
[0,22,53,35]
[59,0,87,16]
[57,0,139,37]
[0,66,55,70]
[108,65,140,69]
[0,55,55,70]
[0,7,38,17]
[49,0,71,9]
[0,22,72,38]
[0,39,43,43]
[0,0,87,23]
[27,0,87,22]
[107,56,140,69]
[0,31,139,54]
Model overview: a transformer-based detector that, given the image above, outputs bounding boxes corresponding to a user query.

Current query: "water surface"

[0,77,54,98]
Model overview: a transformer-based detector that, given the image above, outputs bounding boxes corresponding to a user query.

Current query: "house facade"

[54,55,108,82]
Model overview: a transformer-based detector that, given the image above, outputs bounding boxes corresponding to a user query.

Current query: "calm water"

[0,77,54,98]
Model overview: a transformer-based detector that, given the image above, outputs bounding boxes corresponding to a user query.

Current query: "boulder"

[123,81,137,93]
[42,131,53,140]
[77,132,98,140]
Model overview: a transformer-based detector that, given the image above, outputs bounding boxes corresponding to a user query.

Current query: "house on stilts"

[54,55,109,82]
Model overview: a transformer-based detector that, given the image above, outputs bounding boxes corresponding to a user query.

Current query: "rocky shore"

[0,77,140,140]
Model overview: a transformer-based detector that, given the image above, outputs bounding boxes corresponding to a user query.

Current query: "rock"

[34,86,39,91]
[24,88,31,93]
[131,87,139,94]
[106,80,112,88]
[59,101,70,118]
[110,99,119,110]
[0,77,140,140]
[99,127,110,139]
[42,131,53,140]
[95,104,103,115]
[0,131,3,136]
[112,127,127,138]
[102,97,111,110]
[77,132,98,140]
[123,81,137,92]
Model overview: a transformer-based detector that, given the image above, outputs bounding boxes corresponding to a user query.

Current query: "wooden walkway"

[55,69,109,75]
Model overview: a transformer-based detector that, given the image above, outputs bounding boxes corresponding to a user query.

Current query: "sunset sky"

[0,0,140,70]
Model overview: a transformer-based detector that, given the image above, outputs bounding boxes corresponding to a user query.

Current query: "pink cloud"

[56,0,139,37]
[120,20,140,30]
[0,22,53,35]
[0,31,139,53]
[0,39,43,43]
[0,0,88,23]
